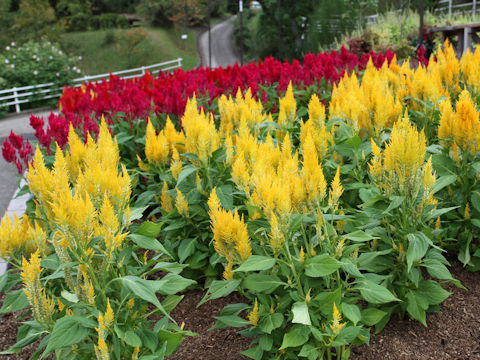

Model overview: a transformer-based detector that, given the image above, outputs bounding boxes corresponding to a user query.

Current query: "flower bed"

[2,42,479,359]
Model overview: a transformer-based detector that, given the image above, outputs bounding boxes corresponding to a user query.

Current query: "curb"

[0,177,30,276]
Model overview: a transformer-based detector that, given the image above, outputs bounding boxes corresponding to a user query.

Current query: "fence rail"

[366,1,479,24]
[0,57,182,113]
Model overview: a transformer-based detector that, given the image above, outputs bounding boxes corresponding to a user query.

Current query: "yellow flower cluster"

[208,189,251,279]
[438,90,480,157]
[369,112,435,200]
[330,62,403,137]
[21,250,55,325]
[218,88,266,136]
[145,117,185,166]
[182,96,220,163]
[17,118,132,312]
[299,94,332,162]
[0,214,47,258]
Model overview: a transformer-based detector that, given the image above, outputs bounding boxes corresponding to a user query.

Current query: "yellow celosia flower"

[66,124,87,181]
[223,261,234,280]
[21,250,55,325]
[160,181,173,213]
[301,132,327,208]
[127,298,135,310]
[373,112,427,196]
[328,166,343,210]
[207,187,221,212]
[0,214,47,258]
[145,119,169,166]
[248,298,259,326]
[105,299,114,327]
[175,188,189,218]
[308,94,326,127]
[163,116,185,153]
[181,97,220,163]
[330,303,345,337]
[170,145,182,180]
[210,207,251,264]
[299,246,305,264]
[438,90,480,157]
[136,154,150,172]
[268,211,285,253]
[465,202,471,220]
[132,347,140,360]
[94,336,109,360]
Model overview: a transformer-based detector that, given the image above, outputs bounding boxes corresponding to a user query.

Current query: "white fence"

[366,1,479,24]
[0,57,182,113]
[435,0,478,15]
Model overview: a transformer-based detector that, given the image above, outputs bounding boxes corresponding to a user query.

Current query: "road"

[198,16,240,68]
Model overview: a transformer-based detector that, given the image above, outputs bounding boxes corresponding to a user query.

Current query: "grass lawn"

[60,26,199,75]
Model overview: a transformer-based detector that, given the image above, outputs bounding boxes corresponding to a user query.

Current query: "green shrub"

[0,40,80,89]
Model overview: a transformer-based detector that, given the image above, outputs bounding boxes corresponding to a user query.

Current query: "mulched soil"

[1,258,480,359]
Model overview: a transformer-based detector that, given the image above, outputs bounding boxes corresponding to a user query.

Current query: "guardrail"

[0,57,182,113]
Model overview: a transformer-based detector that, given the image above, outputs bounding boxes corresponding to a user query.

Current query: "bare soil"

[1,258,479,359]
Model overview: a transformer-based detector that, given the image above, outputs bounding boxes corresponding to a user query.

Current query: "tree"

[11,0,63,44]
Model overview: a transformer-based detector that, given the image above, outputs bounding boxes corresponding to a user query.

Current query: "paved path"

[198,16,240,68]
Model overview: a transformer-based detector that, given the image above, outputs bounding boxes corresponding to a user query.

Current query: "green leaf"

[242,274,284,294]
[152,273,196,295]
[406,291,428,326]
[130,234,172,257]
[406,233,429,272]
[342,303,361,325]
[305,254,343,277]
[157,329,183,356]
[423,259,453,280]
[129,206,148,221]
[417,280,451,305]
[472,192,480,213]
[0,289,29,314]
[216,185,234,210]
[178,238,196,263]
[212,314,250,328]
[152,262,188,274]
[234,255,276,272]
[361,307,387,326]
[119,276,172,320]
[292,302,311,325]
[124,330,142,347]
[332,326,361,347]
[198,279,241,307]
[279,325,310,349]
[162,295,184,313]
[433,175,457,194]
[176,165,197,187]
[60,290,78,304]
[259,313,283,334]
[299,343,319,359]
[341,259,364,278]
[136,221,163,237]
[44,316,96,354]
[241,345,263,360]
[347,230,375,242]
[383,196,405,214]
[356,280,400,304]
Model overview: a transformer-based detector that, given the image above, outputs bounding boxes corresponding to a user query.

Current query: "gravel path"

[198,16,240,68]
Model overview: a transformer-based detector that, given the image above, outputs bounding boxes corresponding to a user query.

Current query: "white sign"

[181,34,188,40]
[239,0,243,12]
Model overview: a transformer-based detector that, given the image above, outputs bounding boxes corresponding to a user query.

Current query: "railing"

[365,1,479,24]
[435,0,478,15]
[0,57,182,113]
